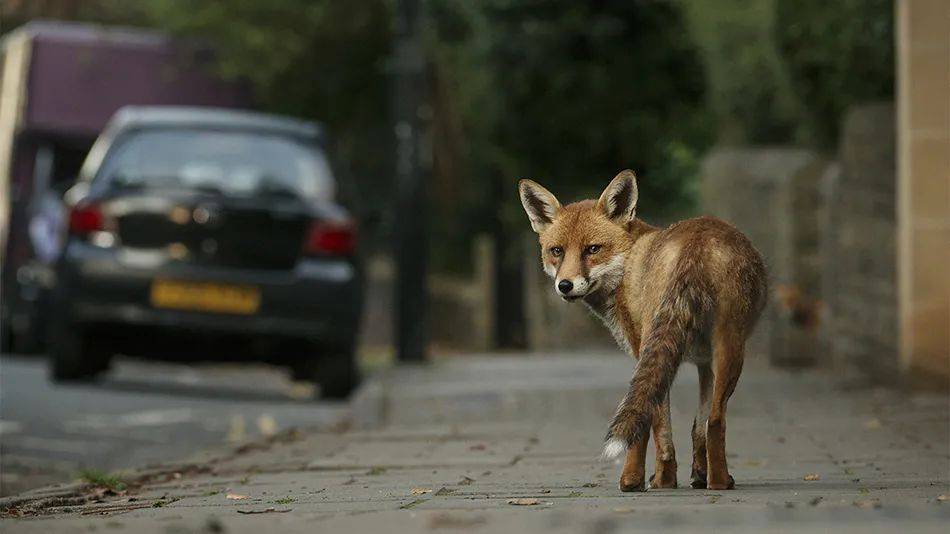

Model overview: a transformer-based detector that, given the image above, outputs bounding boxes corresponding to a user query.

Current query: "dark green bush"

[775,0,894,148]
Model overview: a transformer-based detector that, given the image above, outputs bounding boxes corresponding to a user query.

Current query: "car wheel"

[290,343,360,400]
[49,323,111,381]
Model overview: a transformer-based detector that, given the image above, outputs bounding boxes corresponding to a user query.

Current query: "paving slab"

[1,353,948,532]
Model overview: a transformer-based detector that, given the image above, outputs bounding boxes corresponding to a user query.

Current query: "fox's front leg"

[649,394,677,488]
[619,433,649,492]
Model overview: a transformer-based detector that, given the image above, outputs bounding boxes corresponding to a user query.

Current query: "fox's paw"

[619,475,646,493]
[706,475,735,491]
[649,472,678,489]
[689,469,707,489]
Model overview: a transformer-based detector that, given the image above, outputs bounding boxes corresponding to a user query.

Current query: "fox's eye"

[550,246,563,257]
[585,244,602,255]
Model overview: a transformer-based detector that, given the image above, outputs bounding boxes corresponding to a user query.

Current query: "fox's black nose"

[557,280,573,295]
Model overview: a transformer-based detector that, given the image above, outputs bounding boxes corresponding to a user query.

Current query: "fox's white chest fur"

[583,286,636,358]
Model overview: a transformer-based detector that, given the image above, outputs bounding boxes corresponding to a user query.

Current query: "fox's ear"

[519,179,561,233]
[597,170,638,224]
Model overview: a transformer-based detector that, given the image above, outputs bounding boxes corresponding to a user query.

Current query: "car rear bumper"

[53,242,363,346]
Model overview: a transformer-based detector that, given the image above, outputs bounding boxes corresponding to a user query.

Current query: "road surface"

[0,354,348,496]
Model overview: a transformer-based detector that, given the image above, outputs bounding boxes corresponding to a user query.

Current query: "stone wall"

[827,104,898,384]
[700,147,828,364]
[698,104,900,385]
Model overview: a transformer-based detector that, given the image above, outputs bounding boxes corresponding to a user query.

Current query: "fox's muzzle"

[555,276,592,300]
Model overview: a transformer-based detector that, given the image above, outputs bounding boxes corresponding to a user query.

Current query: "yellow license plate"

[150,280,261,315]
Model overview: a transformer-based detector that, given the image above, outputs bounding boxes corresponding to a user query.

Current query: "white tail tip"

[601,438,627,460]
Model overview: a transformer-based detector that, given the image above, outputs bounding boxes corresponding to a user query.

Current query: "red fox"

[519,170,767,492]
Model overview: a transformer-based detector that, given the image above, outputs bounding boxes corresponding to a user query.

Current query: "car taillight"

[304,220,356,256]
[68,203,105,235]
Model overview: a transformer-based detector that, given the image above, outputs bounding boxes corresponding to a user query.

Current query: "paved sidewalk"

[1,353,948,533]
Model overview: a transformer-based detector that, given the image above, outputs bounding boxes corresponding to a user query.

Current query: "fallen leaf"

[507,498,541,506]
[936,494,948,502]
[434,487,455,496]
[458,476,475,486]
[612,506,635,513]
[236,507,291,514]
[226,493,249,500]
[256,415,277,437]
[803,474,821,481]
[410,488,432,495]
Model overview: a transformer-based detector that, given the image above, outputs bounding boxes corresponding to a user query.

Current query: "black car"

[49,106,362,398]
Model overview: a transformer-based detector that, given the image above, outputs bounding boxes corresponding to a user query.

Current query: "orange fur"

[520,170,767,492]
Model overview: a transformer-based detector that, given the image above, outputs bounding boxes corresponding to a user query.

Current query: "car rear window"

[95,129,336,201]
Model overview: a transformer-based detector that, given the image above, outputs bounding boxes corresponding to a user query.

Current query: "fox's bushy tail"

[602,246,714,459]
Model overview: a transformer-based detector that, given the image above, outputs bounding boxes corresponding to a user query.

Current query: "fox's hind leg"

[706,324,744,490]
[619,432,649,492]
[648,393,677,489]
[690,364,713,488]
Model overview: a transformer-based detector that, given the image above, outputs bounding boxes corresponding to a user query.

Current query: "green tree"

[775,0,894,148]
[679,0,800,145]
[430,0,712,234]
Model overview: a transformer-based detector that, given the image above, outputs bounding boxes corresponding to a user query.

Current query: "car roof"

[108,106,324,140]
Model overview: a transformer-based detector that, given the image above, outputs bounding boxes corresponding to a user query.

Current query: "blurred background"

[0,0,946,498]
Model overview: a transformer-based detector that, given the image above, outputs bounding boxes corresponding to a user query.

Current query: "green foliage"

[78,469,127,491]
[484,0,711,218]
[431,0,711,222]
[679,0,799,145]
[775,0,894,148]
[679,0,894,149]
[424,0,713,272]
